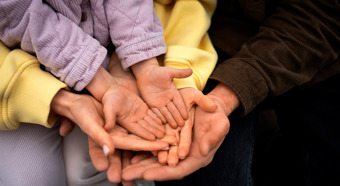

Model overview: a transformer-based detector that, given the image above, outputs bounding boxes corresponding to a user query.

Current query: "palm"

[137,66,178,107]
[102,85,164,140]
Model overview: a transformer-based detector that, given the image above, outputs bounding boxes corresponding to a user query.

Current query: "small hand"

[132,58,192,128]
[102,84,165,141]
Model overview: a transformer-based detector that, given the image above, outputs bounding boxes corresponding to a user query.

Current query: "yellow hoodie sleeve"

[0,42,67,130]
[154,0,217,90]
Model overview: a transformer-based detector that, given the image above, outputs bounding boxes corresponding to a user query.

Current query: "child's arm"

[131,57,192,128]
[0,1,108,91]
[86,66,165,141]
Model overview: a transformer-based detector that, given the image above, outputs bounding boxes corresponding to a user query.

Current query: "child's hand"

[102,84,165,141]
[86,66,165,141]
[131,58,192,128]
[108,52,139,95]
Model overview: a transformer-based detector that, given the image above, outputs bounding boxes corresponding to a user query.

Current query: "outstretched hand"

[122,84,239,181]
[132,58,192,128]
[122,97,230,181]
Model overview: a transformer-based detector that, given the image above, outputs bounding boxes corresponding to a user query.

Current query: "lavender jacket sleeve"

[105,0,166,70]
[0,1,107,91]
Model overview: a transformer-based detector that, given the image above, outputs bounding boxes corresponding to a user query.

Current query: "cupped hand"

[132,58,192,128]
[122,96,230,181]
[102,85,165,141]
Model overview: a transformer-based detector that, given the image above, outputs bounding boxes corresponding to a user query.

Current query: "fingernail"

[103,144,109,156]
[161,147,169,150]
[179,150,186,159]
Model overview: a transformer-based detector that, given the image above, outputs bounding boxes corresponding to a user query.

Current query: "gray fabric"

[0,122,66,186]
[63,126,155,186]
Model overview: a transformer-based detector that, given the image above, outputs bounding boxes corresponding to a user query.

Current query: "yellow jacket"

[154,0,217,90]
[0,42,67,130]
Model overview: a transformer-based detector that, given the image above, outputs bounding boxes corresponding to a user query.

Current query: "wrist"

[51,89,76,117]
[86,66,118,101]
[131,57,159,78]
[208,83,240,115]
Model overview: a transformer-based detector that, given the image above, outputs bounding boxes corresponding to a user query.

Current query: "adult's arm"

[0,0,107,91]
[210,0,340,115]
[0,41,67,130]
[154,0,218,90]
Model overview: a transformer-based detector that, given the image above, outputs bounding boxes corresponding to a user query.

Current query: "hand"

[102,84,165,141]
[132,58,192,128]
[108,52,139,95]
[122,98,230,181]
[88,125,177,183]
[51,89,115,156]
[122,84,239,181]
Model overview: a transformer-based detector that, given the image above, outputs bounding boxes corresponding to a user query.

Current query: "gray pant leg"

[63,126,116,186]
[63,126,155,186]
[0,122,66,186]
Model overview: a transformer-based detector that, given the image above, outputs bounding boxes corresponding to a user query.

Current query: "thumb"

[194,91,217,112]
[81,122,115,157]
[103,104,117,131]
[168,68,192,79]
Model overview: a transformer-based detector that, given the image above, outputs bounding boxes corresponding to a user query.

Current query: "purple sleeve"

[0,0,107,91]
[105,0,166,70]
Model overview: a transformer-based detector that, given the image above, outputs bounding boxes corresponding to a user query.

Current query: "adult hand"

[122,83,239,181]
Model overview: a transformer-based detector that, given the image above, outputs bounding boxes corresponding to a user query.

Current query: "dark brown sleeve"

[210,0,340,115]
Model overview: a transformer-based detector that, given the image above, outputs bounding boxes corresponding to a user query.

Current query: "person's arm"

[0,1,107,91]
[0,41,67,130]
[154,0,218,91]
[105,0,166,70]
[210,0,340,115]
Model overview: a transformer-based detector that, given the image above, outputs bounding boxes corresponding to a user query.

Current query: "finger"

[168,68,192,79]
[82,120,115,157]
[157,150,168,165]
[130,152,153,164]
[157,134,178,145]
[107,150,122,183]
[151,107,166,124]
[112,135,169,151]
[122,157,159,181]
[142,156,202,181]
[139,118,165,139]
[199,115,230,156]
[194,91,217,112]
[167,145,179,166]
[88,137,109,171]
[172,96,189,121]
[120,121,156,141]
[148,109,162,125]
[103,104,117,131]
[160,106,177,128]
[167,101,185,127]
[59,117,75,136]
[178,114,193,159]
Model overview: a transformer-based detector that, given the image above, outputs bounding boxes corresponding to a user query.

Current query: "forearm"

[86,66,118,101]
[105,0,166,70]
[207,83,240,116]
[211,0,340,115]
[0,0,107,91]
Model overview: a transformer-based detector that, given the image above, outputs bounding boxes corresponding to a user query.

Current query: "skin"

[122,83,240,181]
[131,57,192,128]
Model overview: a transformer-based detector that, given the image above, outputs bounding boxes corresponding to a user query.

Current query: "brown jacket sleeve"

[210,0,340,115]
